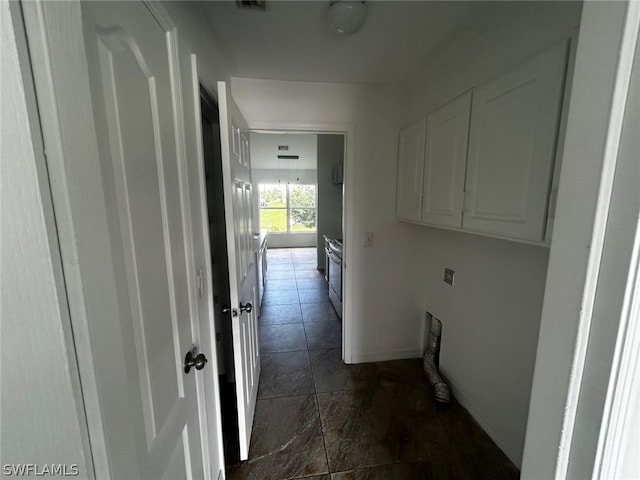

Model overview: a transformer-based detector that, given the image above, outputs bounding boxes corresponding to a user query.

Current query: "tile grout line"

[293,261,333,476]
[266,249,334,477]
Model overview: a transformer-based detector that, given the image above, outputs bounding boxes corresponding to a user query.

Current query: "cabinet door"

[396,118,426,222]
[463,41,568,241]
[421,91,472,227]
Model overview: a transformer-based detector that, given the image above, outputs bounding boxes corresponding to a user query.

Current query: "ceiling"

[251,132,318,170]
[201,1,491,85]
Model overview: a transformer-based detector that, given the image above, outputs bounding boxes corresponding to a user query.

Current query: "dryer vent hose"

[423,314,451,403]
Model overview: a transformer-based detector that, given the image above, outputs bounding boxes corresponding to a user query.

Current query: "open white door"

[217,81,261,460]
[22,1,219,478]
[81,3,211,478]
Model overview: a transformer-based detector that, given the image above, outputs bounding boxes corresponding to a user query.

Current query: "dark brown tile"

[375,358,426,386]
[258,351,314,399]
[331,462,433,480]
[302,302,339,324]
[263,289,300,306]
[317,389,398,472]
[298,288,329,304]
[309,349,377,393]
[267,249,293,260]
[305,321,341,350]
[295,263,320,271]
[292,251,317,261]
[268,263,296,272]
[260,304,303,325]
[267,269,297,280]
[226,395,328,480]
[260,324,307,353]
[295,269,326,280]
[265,279,298,291]
[297,277,329,290]
[268,257,293,264]
[394,395,519,479]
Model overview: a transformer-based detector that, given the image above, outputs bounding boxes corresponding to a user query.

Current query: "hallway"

[226,248,518,479]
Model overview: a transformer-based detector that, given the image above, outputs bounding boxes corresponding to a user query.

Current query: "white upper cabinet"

[396,118,426,222]
[462,41,568,241]
[421,91,472,228]
[396,40,569,244]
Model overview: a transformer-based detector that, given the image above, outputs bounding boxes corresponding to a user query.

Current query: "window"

[259,183,316,233]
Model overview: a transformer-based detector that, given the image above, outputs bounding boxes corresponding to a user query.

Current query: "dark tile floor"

[226,248,519,480]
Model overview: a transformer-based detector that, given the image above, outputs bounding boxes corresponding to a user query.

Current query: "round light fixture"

[328,1,368,35]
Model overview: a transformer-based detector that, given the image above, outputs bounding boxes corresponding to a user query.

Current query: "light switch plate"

[444,268,455,286]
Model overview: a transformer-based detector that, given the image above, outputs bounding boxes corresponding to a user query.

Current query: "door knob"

[222,304,238,317]
[184,350,208,374]
[240,302,252,313]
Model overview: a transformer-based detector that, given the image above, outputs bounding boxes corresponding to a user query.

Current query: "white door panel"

[218,81,260,460]
[82,2,206,478]
[422,91,472,227]
[396,118,427,222]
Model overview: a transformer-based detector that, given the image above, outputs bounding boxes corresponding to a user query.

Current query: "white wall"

[232,77,426,362]
[316,134,344,270]
[398,1,582,467]
[1,3,91,476]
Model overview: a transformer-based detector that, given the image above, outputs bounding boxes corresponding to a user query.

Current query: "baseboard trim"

[350,348,422,364]
[440,368,523,468]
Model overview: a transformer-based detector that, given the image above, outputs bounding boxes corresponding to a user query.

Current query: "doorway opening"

[250,132,345,332]
[199,86,240,465]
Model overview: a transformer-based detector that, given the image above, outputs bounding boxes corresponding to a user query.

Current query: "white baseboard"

[440,368,522,468]
[267,233,316,249]
[350,348,422,364]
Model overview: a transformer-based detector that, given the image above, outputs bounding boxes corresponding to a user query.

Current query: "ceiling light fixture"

[328,1,368,35]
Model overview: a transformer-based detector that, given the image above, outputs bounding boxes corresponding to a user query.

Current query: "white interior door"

[80,3,208,478]
[217,81,261,460]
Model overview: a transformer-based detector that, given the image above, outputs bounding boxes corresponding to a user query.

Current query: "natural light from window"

[259,183,316,233]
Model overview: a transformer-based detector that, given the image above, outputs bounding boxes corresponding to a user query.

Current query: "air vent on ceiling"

[277,155,299,160]
[236,0,266,11]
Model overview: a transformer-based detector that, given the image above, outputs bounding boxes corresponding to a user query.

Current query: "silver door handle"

[222,305,238,317]
[240,302,253,313]
[184,349,208,374]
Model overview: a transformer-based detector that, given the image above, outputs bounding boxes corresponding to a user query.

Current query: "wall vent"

[277,155,299,160]
[236,0,267,11]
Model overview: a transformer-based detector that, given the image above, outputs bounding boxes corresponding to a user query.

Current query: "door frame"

[521,1,640,478]
[246,122,355,363]
[20,1,222,477]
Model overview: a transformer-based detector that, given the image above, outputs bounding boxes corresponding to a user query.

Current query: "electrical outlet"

[444,268,455,286]
[363,232,374,247]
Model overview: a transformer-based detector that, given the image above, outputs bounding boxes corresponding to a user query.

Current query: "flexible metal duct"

[423,313,451,403]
